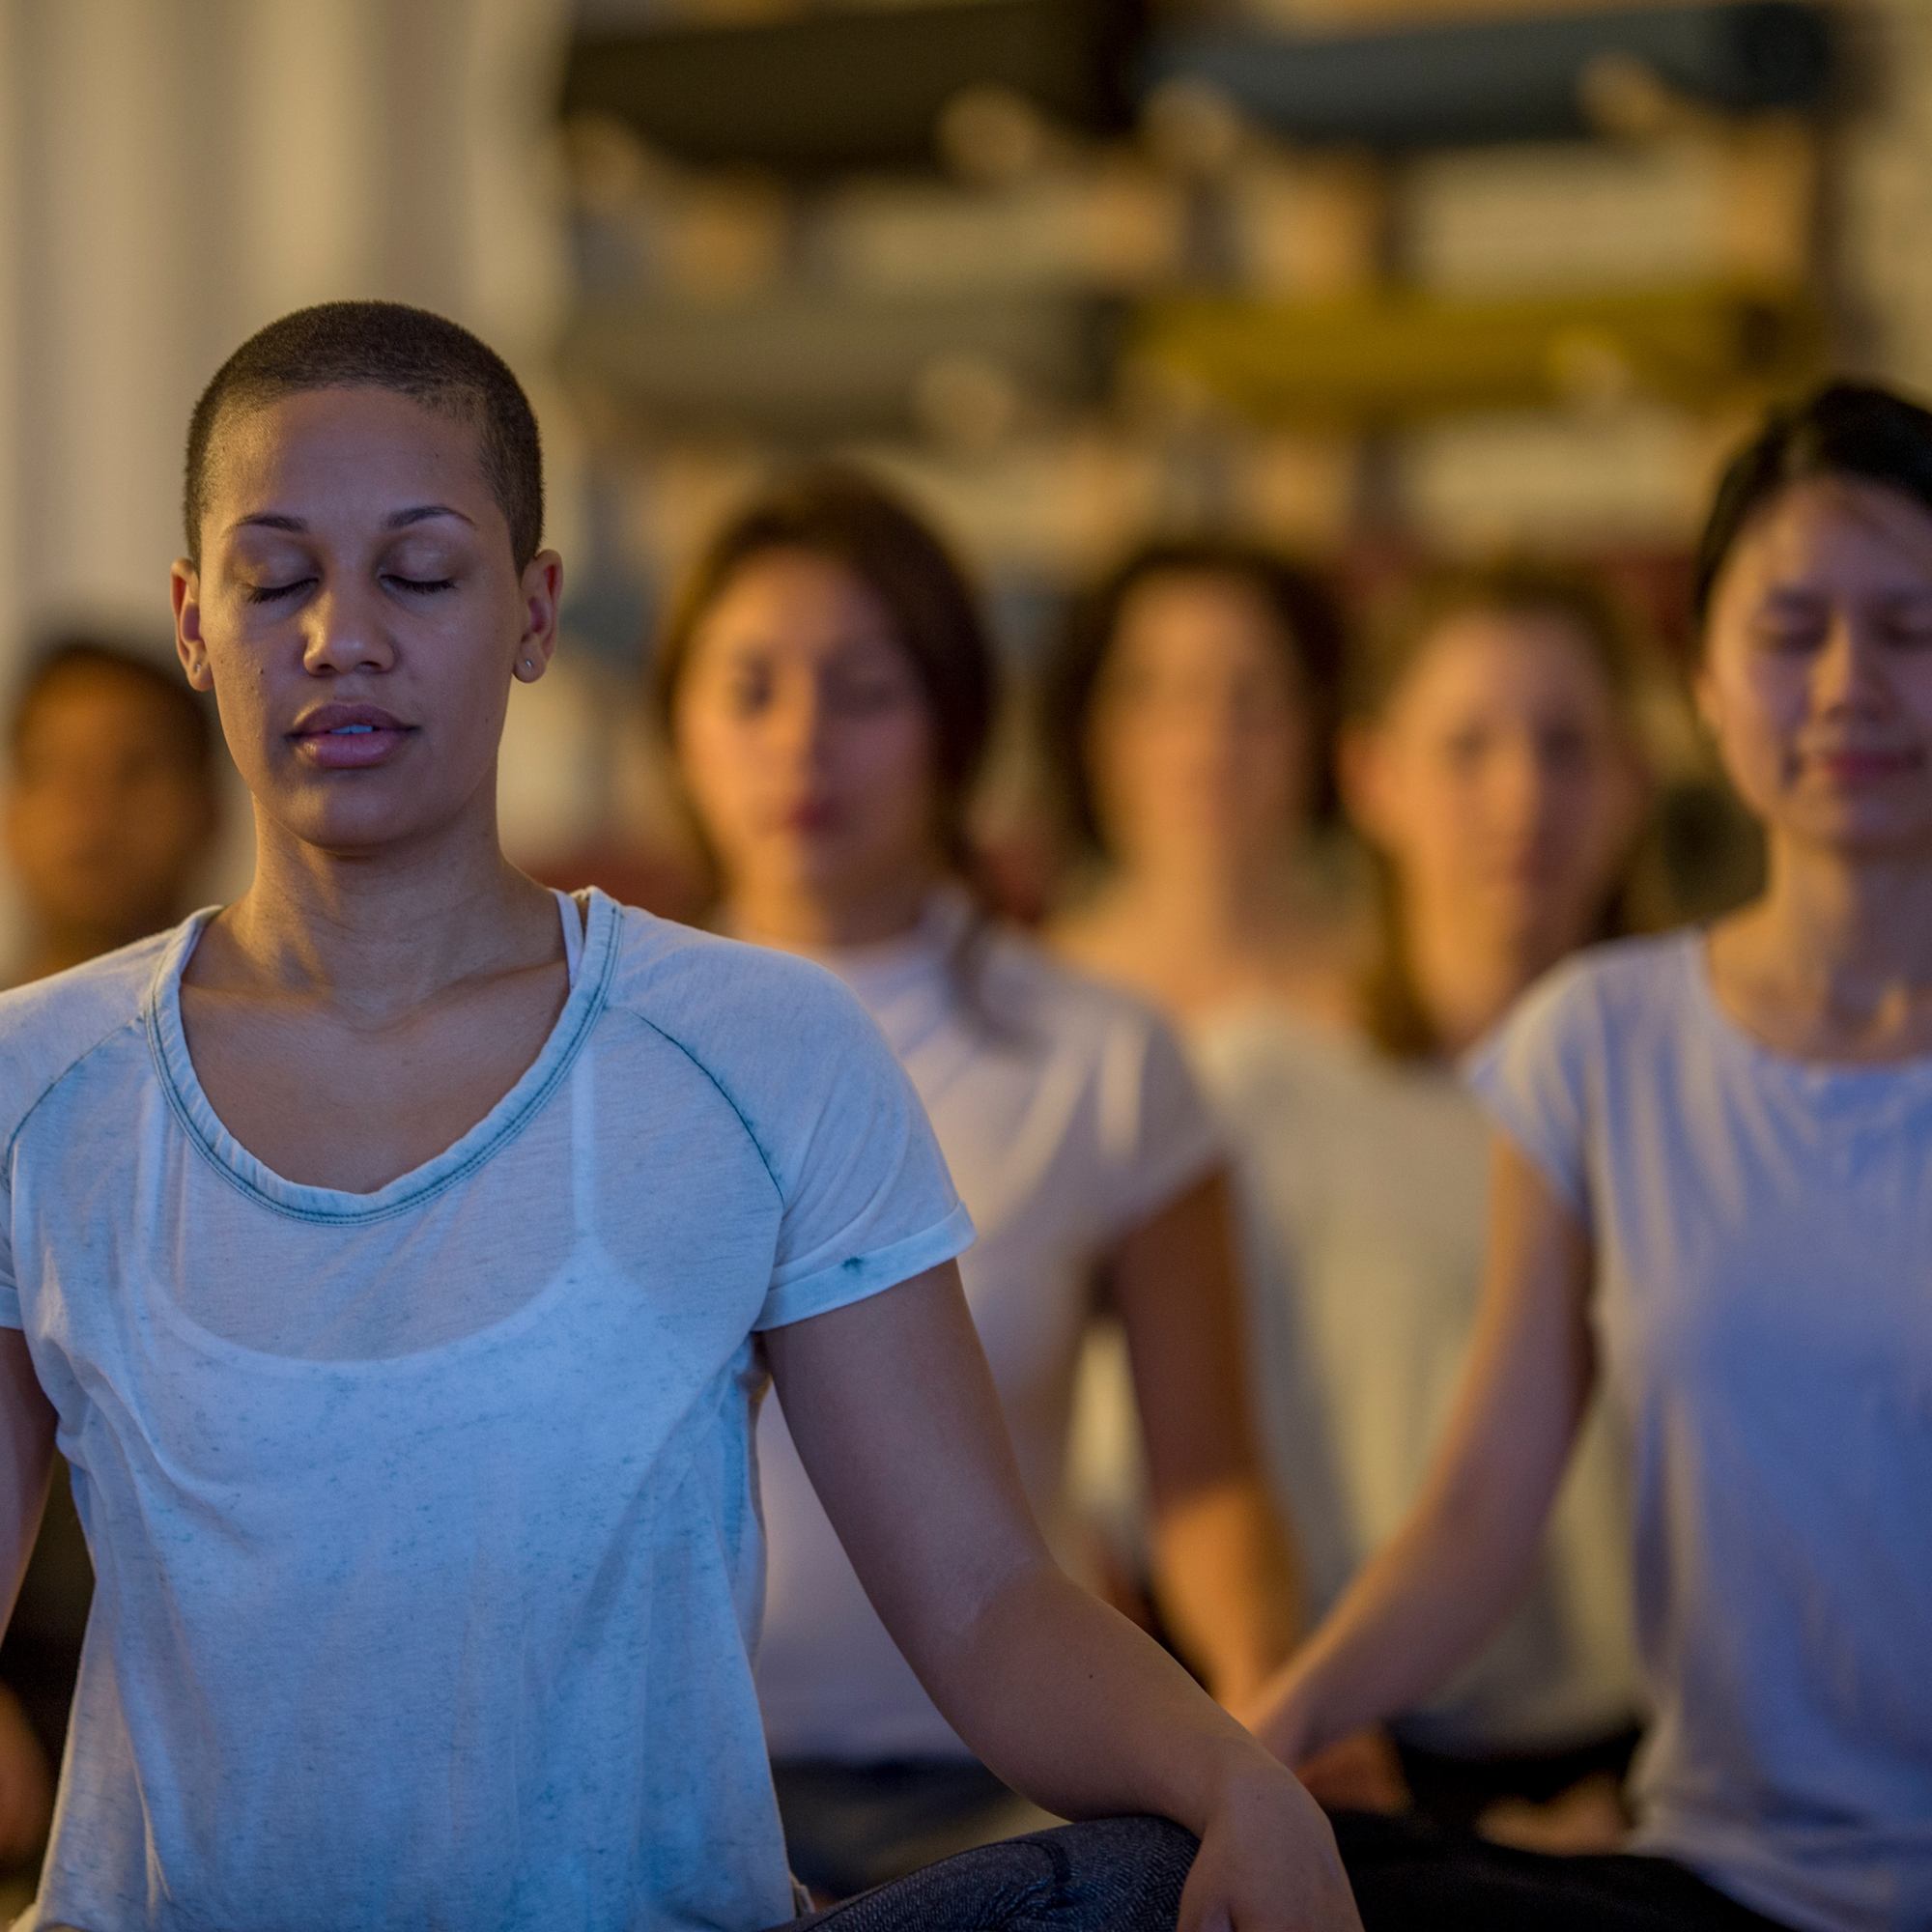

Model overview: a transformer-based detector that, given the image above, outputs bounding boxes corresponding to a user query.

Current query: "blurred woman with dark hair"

[654,471,1298,1902]
[1198,563,1654,1838]
[1045,542,1358,1027]
[1249,384,1932,1930]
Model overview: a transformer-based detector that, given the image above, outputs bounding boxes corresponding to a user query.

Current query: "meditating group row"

[0,301,1920,1932]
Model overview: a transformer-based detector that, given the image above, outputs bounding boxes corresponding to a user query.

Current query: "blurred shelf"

[1399,122,1818,296]
[1394,402,1741,547]
[560,0,1141,176]
[1132,280,1824,425]
[1144,1,1833,150]
[562,290,1122,441]
[562,1,1830,179]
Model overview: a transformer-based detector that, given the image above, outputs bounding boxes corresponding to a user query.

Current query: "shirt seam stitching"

[603,998,786,1208]
[3,1013,147,1170]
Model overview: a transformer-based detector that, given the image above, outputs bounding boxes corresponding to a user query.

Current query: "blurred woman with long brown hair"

[653,469,1300,1902]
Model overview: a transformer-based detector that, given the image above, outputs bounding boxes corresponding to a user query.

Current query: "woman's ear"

[513,550,565,683]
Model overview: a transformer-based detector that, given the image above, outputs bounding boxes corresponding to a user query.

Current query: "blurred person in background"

[1044,542,1360,1029]
[6,640,220,983]
[1192,565,1652,1844]
[0,640,221,1887]
[655,471,1299,1902]
[1248,382,1932,1931]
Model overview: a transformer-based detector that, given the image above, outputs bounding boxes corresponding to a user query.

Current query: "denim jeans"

[768,1816,1199,1931]
[772,1757,1062,1901]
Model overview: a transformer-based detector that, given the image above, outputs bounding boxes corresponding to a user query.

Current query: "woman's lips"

[1804,747,1923,786]
[288,705,418,770]
[777,799,839,835]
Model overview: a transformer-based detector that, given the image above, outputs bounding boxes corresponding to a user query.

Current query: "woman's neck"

[724,868,940,953]
[208,802,556,1019]
[1401,884,1576,1058]
[1713,838,1932,1055]
[1102,844,1312,952]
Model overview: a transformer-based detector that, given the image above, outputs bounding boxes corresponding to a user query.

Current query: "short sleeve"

[747,966,974,1332]
[1462,958,1600,1225]
[1094,1006,1226,1238]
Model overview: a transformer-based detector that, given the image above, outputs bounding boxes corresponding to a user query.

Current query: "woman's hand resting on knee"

[767,1265,1363,1930]
[1176,1754,1359,1932]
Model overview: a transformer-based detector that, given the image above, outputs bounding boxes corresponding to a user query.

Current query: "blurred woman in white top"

[1047,556,1651,1837]
[654,472,1298,1901]
[1248,376,1932,1932]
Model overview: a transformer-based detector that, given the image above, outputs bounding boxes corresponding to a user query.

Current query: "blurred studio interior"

[2,0,1929,938]
[0,0,1924,1905]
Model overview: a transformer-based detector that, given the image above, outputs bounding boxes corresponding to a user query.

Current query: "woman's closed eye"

[383,573,459,597]
[1881,602,1932,647]
[1747,593,1833,653]
[246,578,316,606]
[826,670,912,716]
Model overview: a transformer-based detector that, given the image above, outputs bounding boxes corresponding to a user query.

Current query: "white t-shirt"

[1468,930,1932,1932]
[1191,1010,1643,1758]
[0,888,971,1932]
[755,892,1223,1762]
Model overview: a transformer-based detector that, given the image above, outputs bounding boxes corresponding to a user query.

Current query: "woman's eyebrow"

[384,504,475,531]
[224,504,476,536]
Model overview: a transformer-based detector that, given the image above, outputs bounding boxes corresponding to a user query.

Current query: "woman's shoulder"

[1492,927,1705,1055]
[978,920,1183,1056]
[599,900,880,1050]
[1463,928,1708,1154]
[0,926,184,1152]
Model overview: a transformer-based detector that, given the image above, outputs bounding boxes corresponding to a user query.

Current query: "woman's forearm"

[1252,1141,1598,1767]
[1151,1474,1298,1707]
[931,1552,1288,1832]
[1247,1469,1546,1764]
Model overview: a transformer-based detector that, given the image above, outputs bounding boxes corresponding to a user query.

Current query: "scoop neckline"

[1683,925,1932,1083]
[146,887,622,1224]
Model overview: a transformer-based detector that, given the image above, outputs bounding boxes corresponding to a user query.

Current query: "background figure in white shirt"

[655,471,1298,1901]
[1250,383,1932,1932]
[1202,564,1653,1841]
[1044,540,1360,1031]
[1042,552,1652,1829]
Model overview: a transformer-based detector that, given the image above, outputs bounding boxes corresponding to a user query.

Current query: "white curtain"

[0,0,575,664]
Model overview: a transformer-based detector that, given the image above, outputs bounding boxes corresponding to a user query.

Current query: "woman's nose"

[1811,615,1890,716]
[769,684,829,762]
[301,587,395,676]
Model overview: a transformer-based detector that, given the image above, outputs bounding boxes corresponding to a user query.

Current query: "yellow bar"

[1130,282,1826,426]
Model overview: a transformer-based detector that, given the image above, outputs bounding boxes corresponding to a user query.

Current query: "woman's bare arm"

[766,1261,1361,1932]
[1243,1138,1596,1765]
[1109,1171,1298,1705]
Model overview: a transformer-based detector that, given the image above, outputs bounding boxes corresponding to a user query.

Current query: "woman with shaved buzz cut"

[0,300,1358,1932]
